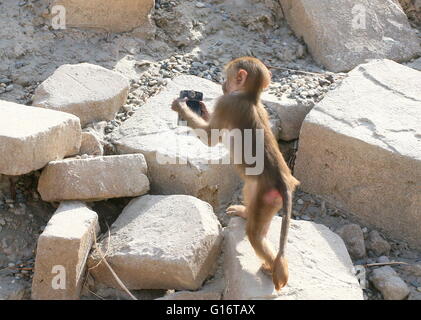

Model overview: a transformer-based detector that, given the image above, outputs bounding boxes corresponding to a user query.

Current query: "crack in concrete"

[315,109,402,154]
[64,71,96,94]
[358,66,421,102]
[314,106,355,128]
[356,117,401,154]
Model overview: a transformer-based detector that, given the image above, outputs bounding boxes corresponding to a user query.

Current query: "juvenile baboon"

[171,57,300,290]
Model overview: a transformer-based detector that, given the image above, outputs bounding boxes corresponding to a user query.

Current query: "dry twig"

[363,261,409,268]
[267,64,326,76]
[87,226,137,300]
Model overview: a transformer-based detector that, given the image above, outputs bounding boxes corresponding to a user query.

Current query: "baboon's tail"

[272,187,293,291]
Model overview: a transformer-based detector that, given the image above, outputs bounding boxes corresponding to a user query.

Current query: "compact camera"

[177,90,204,125]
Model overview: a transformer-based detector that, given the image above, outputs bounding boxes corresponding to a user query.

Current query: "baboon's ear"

[237,69,248,85]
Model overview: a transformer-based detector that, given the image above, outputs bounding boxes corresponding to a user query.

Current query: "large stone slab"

[280,0,419,72]
[87,195,222,290]
[38,154,150,202]
[33,63,129,126]
[224,217,363,300]
[32,202,99,300]
[111,75,282,209]
[43,0,155,34]
[0,100,81,176]
[295,59,421,248]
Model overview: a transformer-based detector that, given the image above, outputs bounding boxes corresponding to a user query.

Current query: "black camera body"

[178,90,203,125]
[179,90,203,116]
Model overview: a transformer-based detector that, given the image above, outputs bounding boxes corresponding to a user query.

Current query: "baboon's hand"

[171,97,188,113]
[199,101,210,121]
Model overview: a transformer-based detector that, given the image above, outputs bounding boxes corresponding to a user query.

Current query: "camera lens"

[188,91,195,99]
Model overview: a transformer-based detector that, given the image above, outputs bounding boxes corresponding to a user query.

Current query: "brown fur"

[177,57,299,291]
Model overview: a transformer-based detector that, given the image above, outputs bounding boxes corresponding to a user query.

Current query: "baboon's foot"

[273,256,289,291]
[226,205,247,219]
[260,262,273,276]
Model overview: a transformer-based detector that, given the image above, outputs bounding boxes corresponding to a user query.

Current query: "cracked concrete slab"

[0,100,81,176]
[87,195,222,290]
[41,0,155,34]
[33,63,129,126]
[280,0,420,72]
[295,59,421,248]
[223,217,363,300]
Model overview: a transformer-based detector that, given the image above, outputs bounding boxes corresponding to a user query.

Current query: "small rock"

[401,263,421,277]
[370,266,410,300]
[122,105,133,113]
[406,57,421,71]
[354,265,367,289]
[409,290,421,300]
[0,78,11,84]
[301,215,311,221]
[0,276,28,300]
[192,62,203,69]
[377,256,390,263]
[262,94,314,141]
[335,224,366,260]
[156,278,224,300]
[15,62,25,69]
[79,132,103,156]
[366,230,391,256]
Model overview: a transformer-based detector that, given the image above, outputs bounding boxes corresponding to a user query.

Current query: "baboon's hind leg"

[246,191,281,275]
[226,180,256,219]
[226,205,247,218]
